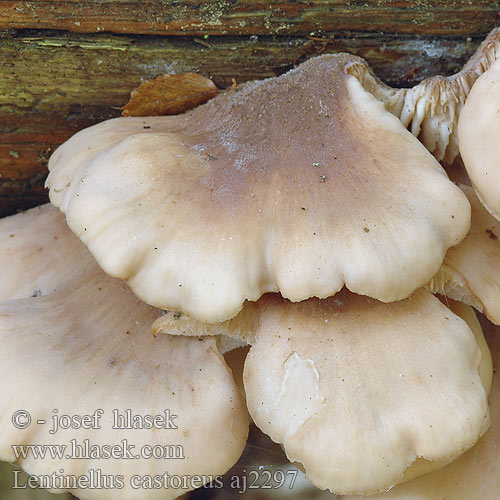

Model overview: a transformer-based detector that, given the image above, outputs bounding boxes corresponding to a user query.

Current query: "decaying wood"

[0,12,496,215]
[0,1,497,36]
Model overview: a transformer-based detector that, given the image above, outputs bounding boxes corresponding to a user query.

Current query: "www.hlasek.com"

[12,438,185,460]
[11,408,184,460]
[9,408,299,492]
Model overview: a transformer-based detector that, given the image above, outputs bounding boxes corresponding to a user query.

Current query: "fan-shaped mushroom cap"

[243,291,488,495]
[47,54,470,323]
[428,185,500,324]
[342,317,500,500]
[0,214,248,500]
[399,28,500,165]
[155,290,490,495]
[458,57,500,221]
[155,296,493,397]
[46,117,177,212]
[154,296,493,395]
[0,204,93,301]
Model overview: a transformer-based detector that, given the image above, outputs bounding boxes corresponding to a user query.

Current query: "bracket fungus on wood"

[0,204,94,301]
[0,206,249,500]
[458,57,500,222]
[155,290,491,496]
[428,185,500,325]
[356,28,500,224]
[46,53,470,323]
[5,28,500,500]
[342,316,500,500]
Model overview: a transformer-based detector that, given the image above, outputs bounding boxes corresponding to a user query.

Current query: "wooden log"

[0,30,488,215]
[0,1,498,36]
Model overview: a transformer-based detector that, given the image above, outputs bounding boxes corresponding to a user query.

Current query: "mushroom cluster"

[1,28,500,499]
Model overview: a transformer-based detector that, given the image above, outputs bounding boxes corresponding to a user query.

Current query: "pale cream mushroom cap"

[342,316,500,500]
[443,299,493,396]
[0,215,248,500]
[0,204,93,301]
[155,289,490,495]
[389,299,493,487]
[46,116,181,213]
[155,296,493,398]
[428,185,500,324]
[47,54,470,323]
[458,57,500,221]
[242,290,489,495]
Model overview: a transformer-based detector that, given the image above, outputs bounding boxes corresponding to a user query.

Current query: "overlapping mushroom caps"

[155,291,492,495]
[6,30,500,500]
[44,29,500,314]
[0,205,248,500]
[397,27,500,166]
[429,185,500,325]
[46,53,470,323]
[381,28,500,221]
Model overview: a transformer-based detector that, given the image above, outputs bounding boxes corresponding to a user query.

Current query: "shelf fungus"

[0,206,248,500]
[458,57,500,222]
[428,185,500,325]
[0,204,94,301]
[342,313,499,500]
[155,291,491,495]
[5,28,500,500]
[46,53,470,323]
